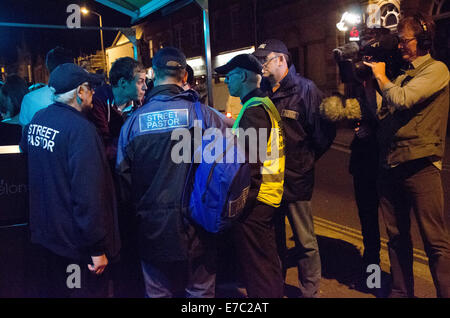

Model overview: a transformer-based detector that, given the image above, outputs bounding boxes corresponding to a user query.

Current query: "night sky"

[0,0,131,64]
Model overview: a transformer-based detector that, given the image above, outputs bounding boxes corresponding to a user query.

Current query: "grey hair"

[51,87,77,104]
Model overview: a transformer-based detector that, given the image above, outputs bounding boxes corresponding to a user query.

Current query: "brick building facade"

[133,0,448,92]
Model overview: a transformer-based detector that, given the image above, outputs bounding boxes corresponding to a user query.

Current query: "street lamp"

[81,7,106,70]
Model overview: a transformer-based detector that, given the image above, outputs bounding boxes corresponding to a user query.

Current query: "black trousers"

[379,158,450,298]
[32,245,110,298]
[353,171,381,265]
[232,201,284,298]
[350,135,381,265]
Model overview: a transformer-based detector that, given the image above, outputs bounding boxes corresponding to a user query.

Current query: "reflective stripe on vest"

[232,96,285,208]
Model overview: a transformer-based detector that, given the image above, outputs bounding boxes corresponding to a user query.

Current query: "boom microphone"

[319,95,362,122]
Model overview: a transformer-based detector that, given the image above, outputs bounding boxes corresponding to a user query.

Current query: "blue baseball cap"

[49,63,102,94]
[215,54,263,75]
[152,47,187,70]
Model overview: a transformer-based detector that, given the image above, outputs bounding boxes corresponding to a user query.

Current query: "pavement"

[216,128,438,299]
[215,215,436,298]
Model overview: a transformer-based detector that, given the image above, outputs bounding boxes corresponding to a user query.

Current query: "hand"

[354,123,372,139]
[88,254,108,275]
[363,61,390,89]
[363,61,386,79]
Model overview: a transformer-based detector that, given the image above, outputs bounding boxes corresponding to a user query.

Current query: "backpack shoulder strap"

[192,100,204,130]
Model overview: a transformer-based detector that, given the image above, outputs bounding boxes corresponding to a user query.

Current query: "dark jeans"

[275,200,321,298]
[112,200,145,297]
[32,245,110,298]
[233,201,284,298]
[379,158,450,298]
[141,252,217,298]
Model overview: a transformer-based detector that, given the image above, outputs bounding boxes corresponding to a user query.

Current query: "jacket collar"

[146,84,184,100]
[412,53,432,69]
[241,88,265,104]
[53,101,87,118]
[269,64,300,99]
[147,85,200,103]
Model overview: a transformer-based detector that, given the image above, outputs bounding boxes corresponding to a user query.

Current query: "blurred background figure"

[0,74,28,145]
[182,64,195,90]
[19,47,73,126]
[28,83,46,92]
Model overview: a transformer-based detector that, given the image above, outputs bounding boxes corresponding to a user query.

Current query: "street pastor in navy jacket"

[20,64,121,267]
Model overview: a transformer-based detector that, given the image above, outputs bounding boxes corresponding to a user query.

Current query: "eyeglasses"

[398,37,416,46]
[261,55,279,67]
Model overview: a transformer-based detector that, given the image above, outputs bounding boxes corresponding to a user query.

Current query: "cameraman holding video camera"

[364,13,450,298]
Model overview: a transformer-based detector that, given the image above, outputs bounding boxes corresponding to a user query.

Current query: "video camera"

[333,27,406,83]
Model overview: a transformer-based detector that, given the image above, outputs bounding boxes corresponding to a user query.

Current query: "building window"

[174,24,182,49]
[380,3,400,30]
[191,19,200,47]
[432,0,450,16]
[230,4,240,40]
[213,9,229,42]
[149,39,154,58]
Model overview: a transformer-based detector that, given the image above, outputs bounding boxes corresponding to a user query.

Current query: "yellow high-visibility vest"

[232,96,285,208]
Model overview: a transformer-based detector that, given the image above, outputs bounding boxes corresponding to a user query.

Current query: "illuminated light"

[1,67,4,73]
[226,112,232,118]
[185,47,256,77]
[0,145,21,154]
[336,22,348,32]
[187,56,206,76]
[215,47,255,68]
[350,27,359,38]
[336,11,362,32]
[81,7,89,14]
[187,57,205,68]
[349,26,360,41]
[344,12,361,25]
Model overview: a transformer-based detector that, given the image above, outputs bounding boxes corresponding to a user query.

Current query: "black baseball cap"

[253,39,290,58]
[153,47,187,70]
[49,63,102,94]
[214,54,263,75]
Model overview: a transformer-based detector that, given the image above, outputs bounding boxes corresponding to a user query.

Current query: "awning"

[96,0,177,23]
[96,0,215,106]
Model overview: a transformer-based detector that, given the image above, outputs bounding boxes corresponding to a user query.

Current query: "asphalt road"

[312,130,450,253]
[304,131,450,297]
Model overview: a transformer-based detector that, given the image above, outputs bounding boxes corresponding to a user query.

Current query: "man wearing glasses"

[20,64,120,297]
[253,39,336,298]
[365,13,450,298]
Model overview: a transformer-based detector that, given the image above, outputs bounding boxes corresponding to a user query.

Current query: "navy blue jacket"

[21,102,121,261]
[116,85,227,263]
[264,65,336,202]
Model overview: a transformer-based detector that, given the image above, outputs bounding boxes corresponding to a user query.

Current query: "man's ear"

[183,70,188,84]
[76,86,83,103]
[242,71,248,82]
[117,77,127,88]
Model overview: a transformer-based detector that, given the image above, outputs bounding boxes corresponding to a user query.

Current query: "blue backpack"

[184,102,251,233]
